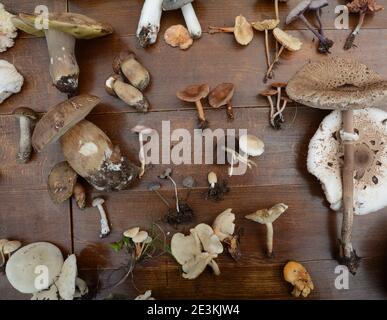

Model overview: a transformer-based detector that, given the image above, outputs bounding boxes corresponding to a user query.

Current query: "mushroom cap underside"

[163,0,194,11]
[177,84,210,102]
[273,28,302,51]
[286,0,312,25]
[286,57,387,110]
[209,83,235,108]
[16,12,113,39]
[307,108,387,215]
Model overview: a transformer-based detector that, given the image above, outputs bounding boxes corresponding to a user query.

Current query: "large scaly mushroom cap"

[308,108,387,215]
[286,57,387,110]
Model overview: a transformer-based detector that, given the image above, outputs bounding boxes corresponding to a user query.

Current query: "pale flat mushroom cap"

[182,252,218,280]
[239,134,265,157]
[286,57,387,110]
[123,227,140,238]
[171,232,202,265]
[193,223,223,255]
[252,19,279,31]
[56,254,77,300]
[212,208,236,241]
[132,231,149,243]
[307,108,387,215]
[273,28,302,51]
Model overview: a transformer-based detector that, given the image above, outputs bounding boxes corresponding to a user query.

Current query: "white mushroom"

[181,252,218,279]
[123,227,140,238]
[212,208,235,241]
[55,254,77,300]
[0,59,24,104]
[0,4,17,52]
[171,232,202,265]
[137,0,164,47]
[92,198,111,238]
[193,223,223,255]
[135,290,155,300]
[31,285,59,300]
[131,125,156,178]
[73,277,89,298]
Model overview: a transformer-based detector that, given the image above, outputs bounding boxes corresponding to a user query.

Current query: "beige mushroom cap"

[56,254,78,300]
[164,24,193,50]
[123,227,140,238]
[2,240,21,255]
[132,230,149,243]
[286,57,387,110]
[212,208,235,241]
[193,224,224,255]
[245,203,288,224]
[234,15,254,45]
[171,232,202,265]
[239,134,265,157]
[252,19,279,31]
[273,28,302,51]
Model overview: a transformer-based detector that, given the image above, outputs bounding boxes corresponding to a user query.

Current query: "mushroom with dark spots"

[48,161,77,205]
[209,83,235,120]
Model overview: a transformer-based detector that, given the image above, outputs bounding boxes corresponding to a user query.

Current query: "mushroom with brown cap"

[286,57,387,274]
[48,161,77,205]
[283,261,314,298]
[137,0,163,47]
[13,12,113,96]
[344,0,384,50]
[177,84,210,129]
[73,182,86,210]
[245,203,288,257]
[209,15,254,46]
[12,107,37,164]
[164,24,193,50]
[209,83,235,120]
[0,59,24,104]
[92,198,111,238]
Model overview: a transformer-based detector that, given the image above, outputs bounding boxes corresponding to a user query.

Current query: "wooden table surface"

[1,0,387,300]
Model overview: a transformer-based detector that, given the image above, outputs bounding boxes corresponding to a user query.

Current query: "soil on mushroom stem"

[164,202,194,225]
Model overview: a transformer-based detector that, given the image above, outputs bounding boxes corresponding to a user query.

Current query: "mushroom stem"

[315,9,324,36]
[208,26,234,34]
[274,0,280,21]
[265,45,285,81]
[272,99,287,126]
[45,28,79,96]
[264,29,272,71]
[138,132,146,178]
[0,249,4,267]
[195,100,207,128]
[299,14,332,53]
[265,222,274,257]
[275,87,283,122]
[16,116,33,164]
[226,100,234,120]
[181,3,202,39]
[95,203,110,238]
[344,11,366,50]
[340,109,360,274]
[136,0,163,47]
[168,176,180,213]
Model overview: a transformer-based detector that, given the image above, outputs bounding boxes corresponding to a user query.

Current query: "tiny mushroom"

[131,125,156,178]
[209,15,254,46]
[0,59,24,104]
[92,198,111,238]
[48,162,78,205]
[0,3,17,52]
[344,0,384,50]
[164,24,193,50]
[177,84,210,129]
[209,83,236,120]
[132,230,149,258]
[162,0,202,39]
[123,227,140,239]
[137,0,163,47]
[206,171,230,201]
[12,107,38,164]
[106,74,150,113]
[148,182,171,209]
[112,51,151,91]
[73,182,86,210]
[245,203,288,257]
[283,261,314,298]
[13,12,113,96]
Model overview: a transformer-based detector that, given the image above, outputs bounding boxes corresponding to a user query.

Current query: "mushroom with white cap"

[132,230,149,258]
[92,197,111,238]
[0,59,24,104]
[286,57,387,274]
[0,4,17,52]
[163,0,202,39]
[123,227,140,239]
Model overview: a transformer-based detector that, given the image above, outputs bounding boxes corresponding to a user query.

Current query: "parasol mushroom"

[344,0,384,50]
[208,83,235,120]
[286,57,387,274]
[164,24,193,50]
[13,12,113,96]
[209,15,254,46]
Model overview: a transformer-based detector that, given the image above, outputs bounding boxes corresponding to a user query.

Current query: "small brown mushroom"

[73,182,86,210]
[177,84,210,129]
[164,24,193,50]
[48,161,77,205]
[283,261,314,298]
[12,107,38,164]
[260,89,278,127]
[209,83,235,120]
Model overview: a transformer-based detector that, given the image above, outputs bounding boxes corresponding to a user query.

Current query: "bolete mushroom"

[283,261,314,298]
[112,51,151,91]
[32,95,140,192]
[92,197,111,238]
[137,0,163,47]
[162,0,202,39]
[344,0,384,50]
[286,57,387,274]
[209,15,254,46]
[209,83,235,120]
[177,84,210,129]
[245,203,288,257]
[164,24,193,50]
[0,59,24,104]
[13,12,113,96]
[12,107,37,164]
[106,74,150,113]
[48,161,78,205]
[0,4,17,52]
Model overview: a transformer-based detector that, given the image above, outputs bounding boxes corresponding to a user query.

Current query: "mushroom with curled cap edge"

[286,57,387,274]
[163,0,202,39]
[209,83,235,120]
[177,84,210,129]
[344,0,384,50]
[164,24,193,50]
[283,261,314,298]
[209,15,254,46]
[32,94,140,192]
[12,12,113,96]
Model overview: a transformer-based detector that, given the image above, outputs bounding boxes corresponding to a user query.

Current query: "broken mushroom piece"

[177,84,210,129]
[106,75,150,113]
[164,24,193,50]
[344,0,384,50]
[209,15,254,46]
[137,0,163,47]
[135,290,155,300]
[14,12,113,96]
[163,0,202,39]
[112,51,150,91]
[283,261,314,298]
[271,82,287,126]
[12,107,38,164]
[0,59,24,104]
[48,162,78,205]
[245,203,288,257]
[206,171,230,201]
[0,4,17,52]
[286,57,387,274]
[209,83,235,121]
[92,198,111,238]
[73,182,86,210]
[2,241,21,259]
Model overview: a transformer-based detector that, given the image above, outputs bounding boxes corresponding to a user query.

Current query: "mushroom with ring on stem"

[92,198,111,238]
[136,0,163,47]
[162,0,202,39]
[12,107,37,164]
[209,15,254,46]
[245,203,288,257]
[13,12,113,96]
[177,84,210,129]
[209,83,235,121]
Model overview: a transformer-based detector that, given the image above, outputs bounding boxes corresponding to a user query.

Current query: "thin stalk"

[265,223,274,257]
[344,12,366,50]
[208,26,234,34]
[265,45,285,81]
[168,176,180,213]
[264,29,271,69]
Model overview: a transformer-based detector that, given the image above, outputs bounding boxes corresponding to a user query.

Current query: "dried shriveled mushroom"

[344,0,384,50]
[164,24,193,50]
[0,4,17,52]
[245,203,288,257]
[209,83,235,120]
[206,171,230,201]
[13,12,113,96]
[209,15,254,46]
[0,59,24,104]
[48,162,78,205]
[137,0,163,47]
[286,57,387,274]
[283,261,314,297]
